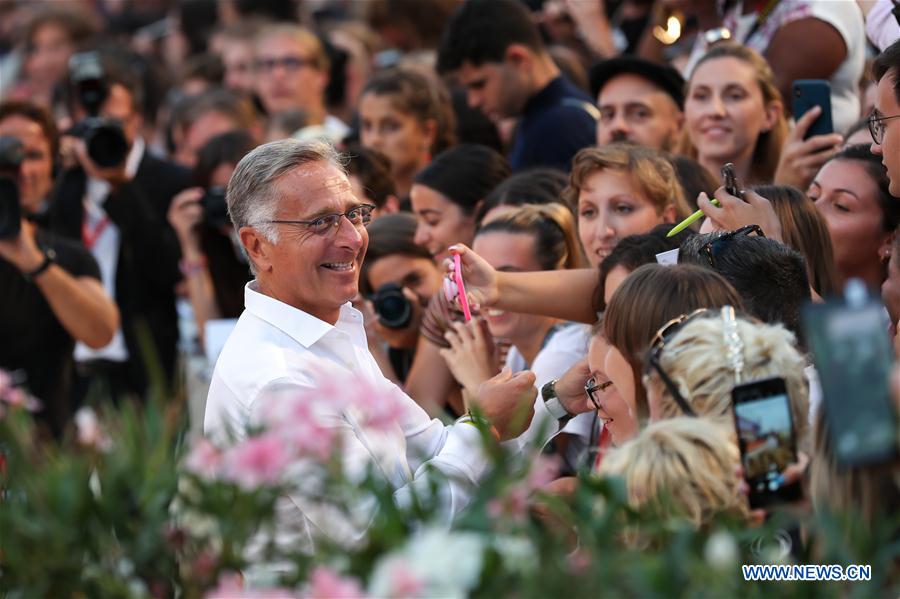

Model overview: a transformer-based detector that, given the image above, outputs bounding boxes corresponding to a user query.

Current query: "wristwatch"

[23,248,56,282]
[541,379,573,425]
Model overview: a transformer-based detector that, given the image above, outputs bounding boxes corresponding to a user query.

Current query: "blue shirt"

[509,76,598,172]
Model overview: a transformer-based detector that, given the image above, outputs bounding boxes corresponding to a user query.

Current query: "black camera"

[65,52,129,168]
[371,282,413,329]
[200,186,230,229]
[0,135,24,240]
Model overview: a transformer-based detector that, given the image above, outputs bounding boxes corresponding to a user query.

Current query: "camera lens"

[86,121,129,168]
[372,283,412,329]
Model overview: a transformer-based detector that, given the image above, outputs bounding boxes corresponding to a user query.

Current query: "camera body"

[0,135,24,240]
[66,52,129,169]
[371,282,413,329]
[200,186,230,229]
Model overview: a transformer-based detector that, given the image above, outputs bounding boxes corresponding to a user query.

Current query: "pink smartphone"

[453,254,472,321]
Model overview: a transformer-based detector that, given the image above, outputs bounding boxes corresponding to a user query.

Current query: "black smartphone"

[732,377,803,509]
[802,294,899,467]
[792,79,833,140]
[721,162,744,199]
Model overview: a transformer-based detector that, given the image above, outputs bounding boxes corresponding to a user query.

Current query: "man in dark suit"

[51,53,190,403]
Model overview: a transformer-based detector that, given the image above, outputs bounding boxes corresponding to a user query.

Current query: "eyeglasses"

[867,113,900,145]
[254,56,315,73]
[264,204,376,235]
[701,224,765,269]
[645,308,713,417]
[584,377,614,410]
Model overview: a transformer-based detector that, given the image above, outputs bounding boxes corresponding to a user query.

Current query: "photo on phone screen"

[803,299,899,466]
[732,377,802,508]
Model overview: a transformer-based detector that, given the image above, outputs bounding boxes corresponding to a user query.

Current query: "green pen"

[666,200,720,237]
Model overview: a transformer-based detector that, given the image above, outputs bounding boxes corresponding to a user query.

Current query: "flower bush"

[0,371,897,598]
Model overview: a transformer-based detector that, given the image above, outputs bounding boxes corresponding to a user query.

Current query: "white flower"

[704,530,738,570]
[369,528,486,598]
[492,535,538,575]
[75,407,112,451]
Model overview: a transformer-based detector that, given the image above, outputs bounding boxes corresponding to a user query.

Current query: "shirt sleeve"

[45,234,102,280]
[866,0,900,51]
[246,379,490,547]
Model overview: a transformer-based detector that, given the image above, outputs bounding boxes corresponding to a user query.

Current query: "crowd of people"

[1,0,899,570]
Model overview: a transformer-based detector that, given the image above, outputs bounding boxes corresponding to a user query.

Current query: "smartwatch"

[541,379,573,425]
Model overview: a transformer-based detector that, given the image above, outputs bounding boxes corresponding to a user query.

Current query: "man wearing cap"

[590,56,685,151]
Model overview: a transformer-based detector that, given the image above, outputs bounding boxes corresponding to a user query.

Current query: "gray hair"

[226,138,346,245]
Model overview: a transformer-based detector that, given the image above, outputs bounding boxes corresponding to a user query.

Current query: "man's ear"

[504,43,533,70]
[240,226,273,273]
[382,195,401,214]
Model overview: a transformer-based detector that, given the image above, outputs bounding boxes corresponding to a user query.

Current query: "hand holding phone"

[721,163,744,200]
[792,80,833,140]
[442,254,472,321]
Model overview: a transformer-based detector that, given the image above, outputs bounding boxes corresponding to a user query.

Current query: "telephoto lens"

[371,283,413,329]
[0,136,24,240]
[66,51,129,168]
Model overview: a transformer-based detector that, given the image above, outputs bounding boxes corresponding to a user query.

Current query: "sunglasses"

[701,225,765,269]
[645,308,714,417]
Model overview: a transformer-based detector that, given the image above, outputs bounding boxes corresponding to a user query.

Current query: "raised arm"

[451,244,600,324]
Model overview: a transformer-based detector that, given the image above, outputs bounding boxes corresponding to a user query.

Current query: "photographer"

[167,130,256,348]
[0,135,118,436]
[359,212,443,383]
[0,101,58,226]
[50,50,190,402]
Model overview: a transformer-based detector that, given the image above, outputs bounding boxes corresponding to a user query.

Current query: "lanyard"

[82,215,110,250]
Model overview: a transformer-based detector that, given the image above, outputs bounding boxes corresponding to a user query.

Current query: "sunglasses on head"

[701,225,765,269]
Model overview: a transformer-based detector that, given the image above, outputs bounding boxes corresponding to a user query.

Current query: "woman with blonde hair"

[564,143,692,268]
[599,417,749,534]
[643,310,810,448]
[679,43,789,185]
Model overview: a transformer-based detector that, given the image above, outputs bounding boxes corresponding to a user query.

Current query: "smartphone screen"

[803,300,898,466]
[732,377,802,508]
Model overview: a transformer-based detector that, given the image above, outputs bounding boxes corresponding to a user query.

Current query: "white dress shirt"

[74,137,145,363]
[205,282,492,552]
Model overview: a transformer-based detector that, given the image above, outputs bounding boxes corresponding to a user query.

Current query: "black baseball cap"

[589,56,685,110]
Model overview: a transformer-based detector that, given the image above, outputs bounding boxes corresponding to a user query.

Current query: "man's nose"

[334,215,364,247]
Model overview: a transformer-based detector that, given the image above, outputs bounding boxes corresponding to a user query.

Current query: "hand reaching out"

[473,367,537,441]
[446,244,500,312]
[440,319,499,397]
[698,186,784,242]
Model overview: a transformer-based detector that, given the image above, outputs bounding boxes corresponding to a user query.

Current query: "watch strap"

[23,248,55,281]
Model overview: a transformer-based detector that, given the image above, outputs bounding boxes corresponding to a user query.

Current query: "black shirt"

[508,76,598,173]
[0,230,101,435]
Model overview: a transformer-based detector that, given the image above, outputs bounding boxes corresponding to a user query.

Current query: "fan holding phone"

[643,306,811,509]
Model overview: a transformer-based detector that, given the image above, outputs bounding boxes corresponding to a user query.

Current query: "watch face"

[541,379,557,401]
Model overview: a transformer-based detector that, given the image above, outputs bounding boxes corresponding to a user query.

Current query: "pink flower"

[526,455,561,491]
[205,571,300,598]
[75,407,112,451]
[185,438,222,480]
[488,486,529,523]
[221,433,292,490]
[0,370,41,415]
[567,548,592,574]
[303,567,367,599]
[387,562,425,598]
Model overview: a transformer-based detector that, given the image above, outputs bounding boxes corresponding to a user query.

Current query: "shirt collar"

[522,76,568,116]
[124,136,145,178]
[243,280,359,348]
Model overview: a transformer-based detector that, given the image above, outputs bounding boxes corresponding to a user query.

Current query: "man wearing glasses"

[253,24,349,143]
[871,38,900,196]
[204,139,537,550]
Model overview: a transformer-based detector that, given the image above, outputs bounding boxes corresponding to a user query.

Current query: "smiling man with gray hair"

[204,139,537,550]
